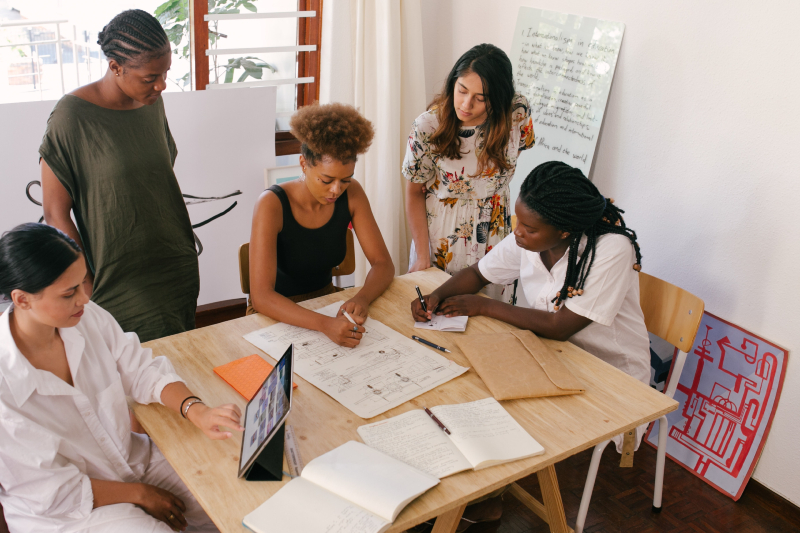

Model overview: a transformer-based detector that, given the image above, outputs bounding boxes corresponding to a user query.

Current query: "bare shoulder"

[69,82,103,104]
[253,188,283,227]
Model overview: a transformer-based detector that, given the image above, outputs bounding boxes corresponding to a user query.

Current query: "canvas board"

[645,312,788,500]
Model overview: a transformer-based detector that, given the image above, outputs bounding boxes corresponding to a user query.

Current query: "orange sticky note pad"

[213,354,298,401]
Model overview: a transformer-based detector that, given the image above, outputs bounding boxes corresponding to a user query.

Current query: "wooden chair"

[238,228,356,295]
[574,272,704,532]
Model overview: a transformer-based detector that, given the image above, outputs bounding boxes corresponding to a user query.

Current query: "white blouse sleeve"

[0,415,93,519]
[478,234,523,285]
[565,235,638,327]
[89,303,184,405]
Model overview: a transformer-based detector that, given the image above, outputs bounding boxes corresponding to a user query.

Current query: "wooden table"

[133,269,678,533]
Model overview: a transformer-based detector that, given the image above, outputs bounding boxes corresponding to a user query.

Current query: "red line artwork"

[645,312,787,500]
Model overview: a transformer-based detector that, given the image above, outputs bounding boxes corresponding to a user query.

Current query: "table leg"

[430,503,467,533]
[537,464,570,533]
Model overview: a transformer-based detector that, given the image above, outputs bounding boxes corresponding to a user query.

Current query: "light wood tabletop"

[133,268,678,533]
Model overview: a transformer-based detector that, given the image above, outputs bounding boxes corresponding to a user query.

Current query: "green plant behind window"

[154,0,277,89]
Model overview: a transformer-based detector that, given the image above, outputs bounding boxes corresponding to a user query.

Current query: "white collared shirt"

[479,233,651,385]
[0,301,183,532]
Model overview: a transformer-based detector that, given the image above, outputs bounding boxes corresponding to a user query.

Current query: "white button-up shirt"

[479,233,651,385]
[0,301,183,532]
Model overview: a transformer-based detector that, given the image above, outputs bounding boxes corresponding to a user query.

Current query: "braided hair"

[97,9,170,66]
[519,161,642,310]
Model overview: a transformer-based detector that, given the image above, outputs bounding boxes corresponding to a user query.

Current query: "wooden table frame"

[134,269,677,532]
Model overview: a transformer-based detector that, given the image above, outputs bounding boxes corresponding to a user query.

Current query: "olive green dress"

[39,95,200,342]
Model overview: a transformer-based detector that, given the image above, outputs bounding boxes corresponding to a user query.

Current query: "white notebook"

[414,314,468,332]
[243,441,439,533]
[357,398,545,479]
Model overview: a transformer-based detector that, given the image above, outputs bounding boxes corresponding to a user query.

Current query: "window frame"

[190,0,322,156]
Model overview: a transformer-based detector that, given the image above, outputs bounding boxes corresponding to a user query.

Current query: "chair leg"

[575,439,611,533]
[653,415,669,512]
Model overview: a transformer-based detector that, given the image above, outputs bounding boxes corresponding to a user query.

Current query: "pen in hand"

[342,310,367,334]
[415,285,430,322]
[424,406,451,435]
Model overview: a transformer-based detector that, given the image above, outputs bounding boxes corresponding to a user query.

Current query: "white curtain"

[320,0,427,284]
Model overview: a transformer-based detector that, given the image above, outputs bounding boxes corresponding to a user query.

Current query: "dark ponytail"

[0,223,82,298]
[519,161,642,310]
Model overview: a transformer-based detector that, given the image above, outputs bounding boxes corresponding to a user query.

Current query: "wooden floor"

[470,442,800,533]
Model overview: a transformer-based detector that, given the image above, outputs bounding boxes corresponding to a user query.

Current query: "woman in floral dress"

[403,43,535,301]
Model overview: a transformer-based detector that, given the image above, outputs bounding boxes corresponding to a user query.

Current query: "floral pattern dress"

[402,93,535,301]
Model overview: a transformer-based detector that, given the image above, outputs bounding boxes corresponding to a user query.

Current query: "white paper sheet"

[243,302,469,418]
[414,315,468,332]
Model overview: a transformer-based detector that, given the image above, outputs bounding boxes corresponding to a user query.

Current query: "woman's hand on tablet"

[186,403,244,440]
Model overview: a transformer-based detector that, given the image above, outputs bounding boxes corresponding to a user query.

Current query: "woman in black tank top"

[248,103,395,348]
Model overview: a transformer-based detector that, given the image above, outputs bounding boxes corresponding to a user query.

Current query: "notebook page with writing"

[431,398,545,469]
[357,410,473,478]
[301,441,439,522]
[242,477,389,533]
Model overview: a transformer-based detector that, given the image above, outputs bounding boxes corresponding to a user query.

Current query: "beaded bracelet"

[180,396,201,419]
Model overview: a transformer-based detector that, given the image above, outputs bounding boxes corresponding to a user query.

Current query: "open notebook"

[358,398,544,479]
[243,441,439,533]
[414,314,468,332]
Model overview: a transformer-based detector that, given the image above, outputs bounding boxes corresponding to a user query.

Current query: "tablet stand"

[243,423,285,481]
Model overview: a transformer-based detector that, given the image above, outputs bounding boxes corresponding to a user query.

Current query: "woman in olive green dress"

[40,9,199,343]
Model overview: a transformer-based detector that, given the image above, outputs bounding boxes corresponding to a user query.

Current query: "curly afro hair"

[290,102,375,165]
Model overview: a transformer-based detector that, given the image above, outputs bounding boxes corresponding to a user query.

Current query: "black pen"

[424,406,451,435]
[412,335,450,353]
[415,285,429,322]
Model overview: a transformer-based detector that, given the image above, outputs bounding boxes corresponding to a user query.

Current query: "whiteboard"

[0,87,276,307]
[508,7,624,209]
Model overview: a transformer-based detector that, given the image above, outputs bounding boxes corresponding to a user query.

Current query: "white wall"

[420,0,800,505]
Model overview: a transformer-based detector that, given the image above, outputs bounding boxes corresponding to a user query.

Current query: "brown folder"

[455,330,585,400]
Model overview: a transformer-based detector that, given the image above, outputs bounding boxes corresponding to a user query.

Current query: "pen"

[424,407,451,435]
[415,285,430,323]
[342,310,367,333]
[412,335,450,353]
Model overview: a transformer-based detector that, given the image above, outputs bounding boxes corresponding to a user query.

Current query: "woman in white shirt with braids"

[0,223,242,533]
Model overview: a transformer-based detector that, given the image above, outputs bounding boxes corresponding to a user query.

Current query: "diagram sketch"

[645,312,787,500]
[243,302,469,418]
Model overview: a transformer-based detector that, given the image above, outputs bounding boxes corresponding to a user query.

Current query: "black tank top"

[269,184,351,297]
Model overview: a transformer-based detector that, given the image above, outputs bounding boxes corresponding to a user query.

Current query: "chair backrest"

[638,272,704,353]
[239,243,251,294]
[510,215,517,231]
[238,228,356,295]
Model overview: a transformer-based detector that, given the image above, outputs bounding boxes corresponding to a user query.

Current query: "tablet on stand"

[238,345,294,481]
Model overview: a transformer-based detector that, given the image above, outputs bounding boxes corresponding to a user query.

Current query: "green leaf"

[242,1,257,12]
[225,66,236,83]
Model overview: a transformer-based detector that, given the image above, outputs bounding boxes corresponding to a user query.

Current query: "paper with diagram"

[243,302,469,418]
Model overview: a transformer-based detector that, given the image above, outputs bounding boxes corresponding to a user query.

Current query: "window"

[0,0,322,154]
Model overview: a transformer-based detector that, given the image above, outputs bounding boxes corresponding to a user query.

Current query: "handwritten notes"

[509,8,624,203]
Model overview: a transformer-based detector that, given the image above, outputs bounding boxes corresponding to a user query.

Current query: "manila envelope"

[455,330,585,400]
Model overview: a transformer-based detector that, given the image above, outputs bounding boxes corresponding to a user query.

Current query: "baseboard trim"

[195,298,247,328]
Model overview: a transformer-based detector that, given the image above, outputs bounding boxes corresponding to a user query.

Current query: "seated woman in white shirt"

[0,223,243,533]
[411,161,651,440]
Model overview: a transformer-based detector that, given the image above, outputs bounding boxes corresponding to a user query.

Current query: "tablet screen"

[239,346,293,473]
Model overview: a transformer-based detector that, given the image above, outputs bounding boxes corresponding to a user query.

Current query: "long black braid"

[97,9,170,66]
[519,161,642,310]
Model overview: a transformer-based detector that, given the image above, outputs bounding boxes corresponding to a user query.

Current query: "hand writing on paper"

[337,296,368,323]
[323,315,366,348]
[410,293,441,322]
[436,295,486,318]
[186,403,244,440]
[135,483,188,532]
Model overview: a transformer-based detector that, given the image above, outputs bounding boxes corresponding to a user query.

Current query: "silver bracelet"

[183,398,204,419]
